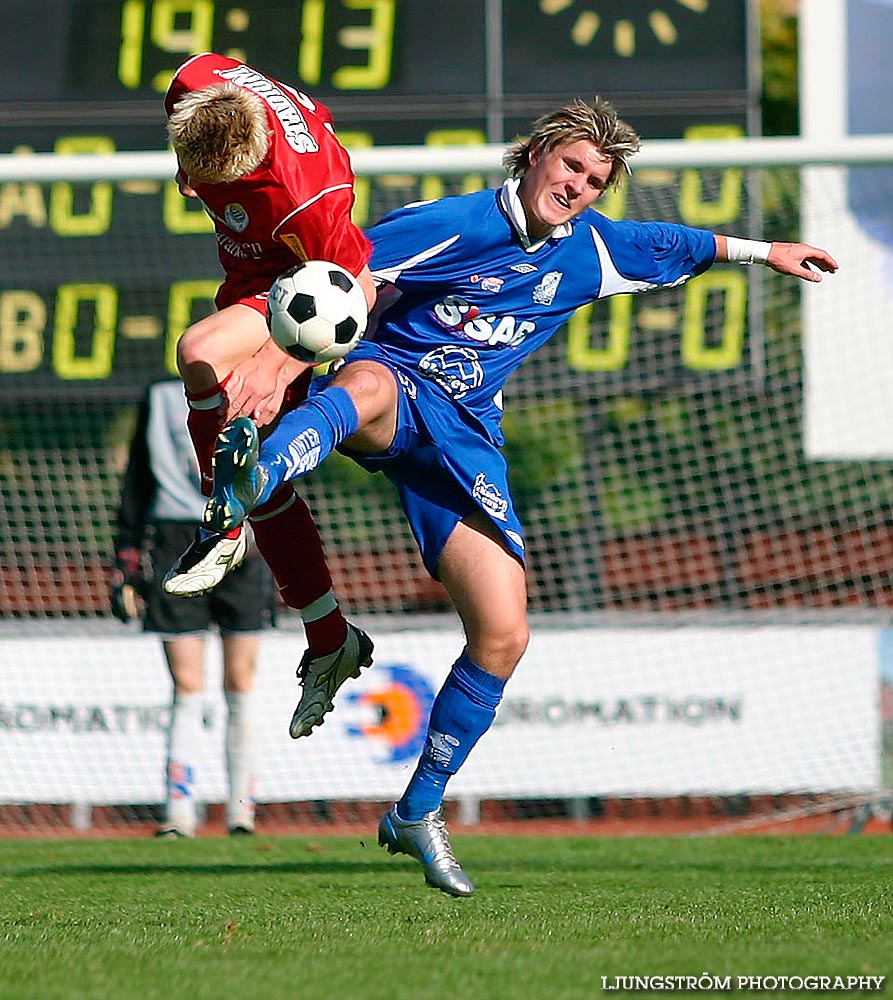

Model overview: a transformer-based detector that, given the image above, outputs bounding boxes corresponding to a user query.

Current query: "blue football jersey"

[363,178,716,443]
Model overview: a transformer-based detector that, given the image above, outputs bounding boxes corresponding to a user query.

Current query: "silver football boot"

[203,416,270,532]
[289,624,374,738]
[378,805,475,897]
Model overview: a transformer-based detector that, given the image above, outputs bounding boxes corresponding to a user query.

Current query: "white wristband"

[724,237,772,265]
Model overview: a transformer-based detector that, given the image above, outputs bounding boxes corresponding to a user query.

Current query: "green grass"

[1,835,891,999]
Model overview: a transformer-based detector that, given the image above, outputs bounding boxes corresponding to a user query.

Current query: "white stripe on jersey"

[372,233,462,284]
[272,183,355,236]
[589,224,686,297]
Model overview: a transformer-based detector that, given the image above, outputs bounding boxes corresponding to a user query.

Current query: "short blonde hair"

[503,97,641,189]
[167,83,270,184]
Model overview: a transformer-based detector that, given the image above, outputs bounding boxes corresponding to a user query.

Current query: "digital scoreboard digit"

[0,0,755,396]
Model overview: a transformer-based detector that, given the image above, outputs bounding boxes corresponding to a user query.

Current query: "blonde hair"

[167,83,270,183]
[503,97,641,189]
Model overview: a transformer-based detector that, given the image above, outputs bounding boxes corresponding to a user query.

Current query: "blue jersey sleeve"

[369,194,491,286]
[589,215,716,292]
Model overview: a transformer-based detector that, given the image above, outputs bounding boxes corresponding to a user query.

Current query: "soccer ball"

[267,260,368,364]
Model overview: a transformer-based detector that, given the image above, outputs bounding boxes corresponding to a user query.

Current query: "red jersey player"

[161,53,374,739]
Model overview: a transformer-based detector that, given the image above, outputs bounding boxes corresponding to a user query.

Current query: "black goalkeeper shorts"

[143,521,276,636]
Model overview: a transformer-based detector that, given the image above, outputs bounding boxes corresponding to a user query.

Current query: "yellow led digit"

[681,270,747,370]
[118,0,146,89]
[162,180,214,234]
[421,130,487,202]
[49,137,116,237]
[566,296,632,372]
[337,132,373,226]
[149,0,215,93]
[166,280,219,374]
[679,124,744,227]
[299,0,326,85]
[0,291,45,374]
[53,284,118,380]
[333,0,395,90]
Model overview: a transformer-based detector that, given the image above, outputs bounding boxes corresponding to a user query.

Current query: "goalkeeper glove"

[110,547,143,623]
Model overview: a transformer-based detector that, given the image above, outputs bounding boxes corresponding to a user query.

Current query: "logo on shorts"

[418,346,484,400]
[532,270,563,305]
[395,370,418,399]
[473,472,508,521]
[505,529,525,550]
[224,203,249,232]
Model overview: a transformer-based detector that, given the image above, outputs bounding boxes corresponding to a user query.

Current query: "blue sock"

[258,387,358,496]
[397,651,507,822]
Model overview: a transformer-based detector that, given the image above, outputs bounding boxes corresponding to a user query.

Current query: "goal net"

[1,138,892,836]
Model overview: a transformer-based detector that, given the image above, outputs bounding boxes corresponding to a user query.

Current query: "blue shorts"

[309,347,526,579]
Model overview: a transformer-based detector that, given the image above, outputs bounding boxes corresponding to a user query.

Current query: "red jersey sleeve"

[274,187,372,277]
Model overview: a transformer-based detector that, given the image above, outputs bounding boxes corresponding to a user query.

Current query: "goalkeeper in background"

[199,97,838,894]
[111,378,276,837]
[160,53,376,738]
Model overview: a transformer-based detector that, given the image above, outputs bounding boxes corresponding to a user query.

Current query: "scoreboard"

[0,0,755,395]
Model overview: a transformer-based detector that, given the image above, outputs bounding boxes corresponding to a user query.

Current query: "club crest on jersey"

[532,271,563,305]
[395,369,418,399]
[418,346,484,400]
[470,274,505,292]
[473,473,508,521]
[223,203,249,232]
[510,262,538,274]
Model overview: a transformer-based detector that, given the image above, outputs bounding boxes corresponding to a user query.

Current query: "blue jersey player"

[200,97,838,895]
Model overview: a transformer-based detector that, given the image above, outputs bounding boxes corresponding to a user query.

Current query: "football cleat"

[202,417,269,532]
[289,624,374,738]
[155,826,193,839]
[378,806,475,897]
[228,824,255,837]
[162,525,248,597]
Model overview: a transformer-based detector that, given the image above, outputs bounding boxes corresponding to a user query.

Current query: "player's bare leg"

[379,515,528,896]
[164,305,270,596]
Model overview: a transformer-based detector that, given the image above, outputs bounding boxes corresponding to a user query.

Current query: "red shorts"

[215,281,270,316]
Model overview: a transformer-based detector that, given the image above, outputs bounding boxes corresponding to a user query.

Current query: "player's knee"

[176,324,216,373]
[472,619,529,677]
[335,362,395,411]
[506,620,531,666]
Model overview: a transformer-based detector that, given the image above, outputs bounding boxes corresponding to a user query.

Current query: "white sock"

[225,691,257,831]
[165,691,204,836]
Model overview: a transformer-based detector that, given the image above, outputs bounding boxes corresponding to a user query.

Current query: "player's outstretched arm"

[715,235,839,283]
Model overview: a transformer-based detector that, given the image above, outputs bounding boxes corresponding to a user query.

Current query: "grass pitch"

[0,834,891,999]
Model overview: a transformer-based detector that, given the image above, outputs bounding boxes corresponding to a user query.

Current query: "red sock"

[250,487,348,655]
[185,383,225,498]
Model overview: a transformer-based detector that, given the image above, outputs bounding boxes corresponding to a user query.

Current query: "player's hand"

[223,339,310,426]
[766,242,839,282]
[110,547,143,623]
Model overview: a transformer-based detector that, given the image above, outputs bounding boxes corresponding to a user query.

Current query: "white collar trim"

[499,178,573,252]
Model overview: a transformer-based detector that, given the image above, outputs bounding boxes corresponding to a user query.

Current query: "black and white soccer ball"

[267,260,368,364]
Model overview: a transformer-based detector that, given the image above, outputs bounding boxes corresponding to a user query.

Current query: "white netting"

[1,139,892,834]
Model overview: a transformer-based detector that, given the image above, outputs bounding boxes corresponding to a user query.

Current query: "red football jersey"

[164,53,371,308]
